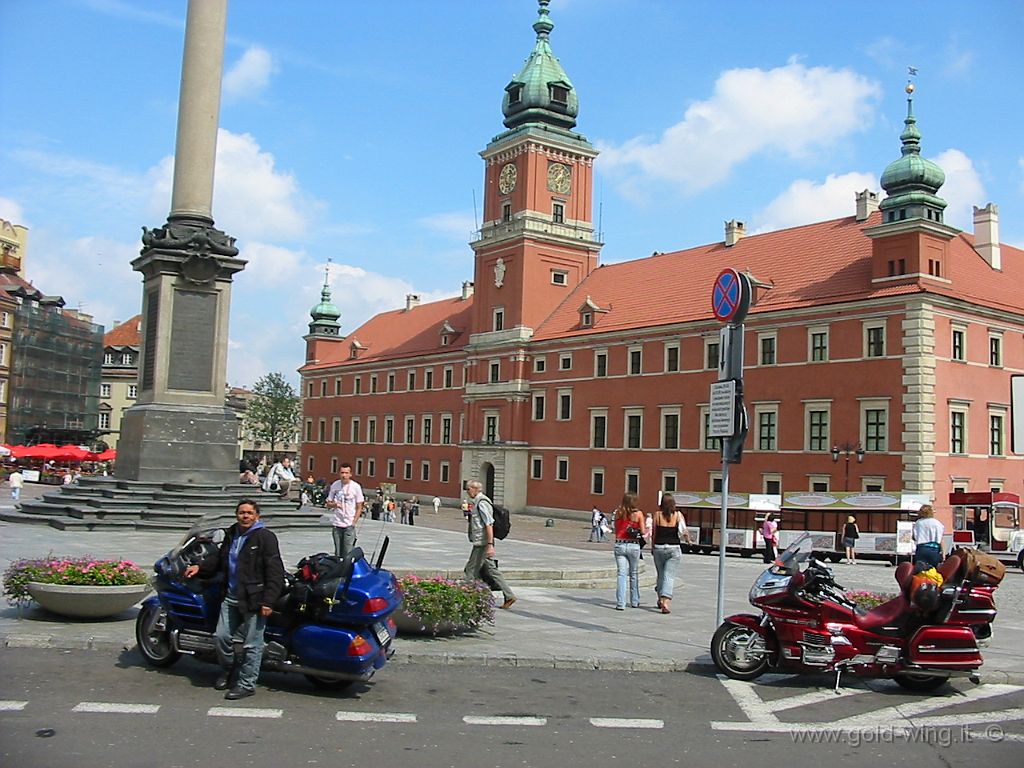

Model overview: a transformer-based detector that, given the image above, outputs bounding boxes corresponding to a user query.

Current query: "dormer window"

[508,84,523,105]
[441,334,449,346]
[549,84,569,105]
[349,339,366,359]
[576,295,609,329]
[581,312,593,327]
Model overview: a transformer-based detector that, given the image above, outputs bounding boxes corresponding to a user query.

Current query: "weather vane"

[906,66,918,94]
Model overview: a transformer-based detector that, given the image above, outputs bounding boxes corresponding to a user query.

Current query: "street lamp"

[831,441,865,491]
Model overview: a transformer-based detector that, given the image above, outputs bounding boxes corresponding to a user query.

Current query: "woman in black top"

[842,515,860,564]
[652,494,694,614]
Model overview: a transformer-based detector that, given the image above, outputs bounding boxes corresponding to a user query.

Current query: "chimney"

[113,319,121,328]
[973,203,1001,270]
[855,189,879,221]
[725,219,746,247]
[405,293,421,311]
[461,281,475,300]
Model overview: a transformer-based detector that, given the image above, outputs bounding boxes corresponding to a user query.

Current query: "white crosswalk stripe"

[336,711,417,723]
[590,717,664,729]
[72,702,160,714]
[463,715,547,726]
[208,707,283,719]
[0,701,27,711]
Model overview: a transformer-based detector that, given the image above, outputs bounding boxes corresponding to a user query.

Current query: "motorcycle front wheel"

[711,622,769,680]
[893,672,950,693]
[135,602,180,668]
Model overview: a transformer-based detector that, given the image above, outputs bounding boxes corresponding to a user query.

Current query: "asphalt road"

[2,648,1022,768]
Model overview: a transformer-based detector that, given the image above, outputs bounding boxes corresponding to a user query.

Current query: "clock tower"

[463,0,602,506]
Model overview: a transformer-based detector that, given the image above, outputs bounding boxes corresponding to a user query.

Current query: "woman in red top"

[613,493,646,610]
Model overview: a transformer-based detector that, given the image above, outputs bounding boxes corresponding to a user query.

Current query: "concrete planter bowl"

[26,582,153,619]
[392,606,471,637]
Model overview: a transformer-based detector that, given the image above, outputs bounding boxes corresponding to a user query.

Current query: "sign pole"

[709,268,752,629]
[716,452,730,626]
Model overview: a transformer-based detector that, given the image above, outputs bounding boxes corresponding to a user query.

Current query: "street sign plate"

[712,269,750,324]
[709,380,737,437]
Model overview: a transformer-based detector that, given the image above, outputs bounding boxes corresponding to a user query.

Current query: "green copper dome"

[879,88,946,215]
[308,268,341,336]
[502,0,578,130]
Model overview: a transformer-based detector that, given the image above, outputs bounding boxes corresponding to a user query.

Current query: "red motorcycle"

[711,533,1001,693]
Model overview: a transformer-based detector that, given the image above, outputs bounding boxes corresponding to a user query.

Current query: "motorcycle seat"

[853,593,912,632]
[895,561,915,597]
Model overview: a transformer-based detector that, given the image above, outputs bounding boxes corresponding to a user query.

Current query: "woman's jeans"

[653,544,682,599]
[215,597,267,692]
[915,543,942,569]
[613,542,641,608]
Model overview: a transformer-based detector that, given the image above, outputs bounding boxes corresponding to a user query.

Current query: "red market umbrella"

[17,444,61,460]
[55,445,92,462]
[89,448,117,462]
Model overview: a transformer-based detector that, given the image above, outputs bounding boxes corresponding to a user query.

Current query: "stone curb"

[5,632,1023,685]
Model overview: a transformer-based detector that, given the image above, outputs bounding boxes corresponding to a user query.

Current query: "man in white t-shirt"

[326,463,364,558]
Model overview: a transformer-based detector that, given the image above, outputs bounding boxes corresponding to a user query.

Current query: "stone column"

[118,0,245,485]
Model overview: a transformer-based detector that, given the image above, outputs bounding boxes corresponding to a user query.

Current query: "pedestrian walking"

[761,512,779,564]
[463,480,517,609]
[612,493,645,610]
[9,468,24,500]
[589,505,605,542]
[432,496,441,514]
[912,504,945,568]
[183,499,284,700]
[326,463,365,558]
[842,515,860,564]
[651,493,693,614]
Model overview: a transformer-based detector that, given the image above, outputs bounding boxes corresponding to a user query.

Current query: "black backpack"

[295,552,344,584]
[491,503,511,540]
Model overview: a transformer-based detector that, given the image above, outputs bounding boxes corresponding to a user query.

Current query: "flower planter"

[392,607,471,637]
[26,582,153,619]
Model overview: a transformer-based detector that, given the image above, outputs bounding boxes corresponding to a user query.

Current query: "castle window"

[508,85,522,104]
[502,202,512,222]
[551,270,568,286]
[549,84,569,105]
[493,307,504,331]
[552,201,565,224]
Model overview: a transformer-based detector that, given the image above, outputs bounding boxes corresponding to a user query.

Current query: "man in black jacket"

[184,499,284,700]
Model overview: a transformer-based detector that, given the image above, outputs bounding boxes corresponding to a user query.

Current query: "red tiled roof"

[103,315,141,347]
[304,296,475,370]
[534,213,1024,340]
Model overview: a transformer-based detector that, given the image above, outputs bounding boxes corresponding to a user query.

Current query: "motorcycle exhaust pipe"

[261,658,373,684]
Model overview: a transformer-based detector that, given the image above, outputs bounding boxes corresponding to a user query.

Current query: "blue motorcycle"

[135,525,400,691]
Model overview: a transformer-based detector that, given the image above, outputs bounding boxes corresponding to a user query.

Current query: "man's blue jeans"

[215,597,267,692]
[332,525,357,558]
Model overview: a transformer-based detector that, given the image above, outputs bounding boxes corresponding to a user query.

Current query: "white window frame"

[660,407,680,450]
[100,383,111,398]
[533,356,547,373]
[556,456,569,482]
[551,270,568,286]
[704,337,720,371]
[591,467,605,495]
[758,331,777,366]
[531,455,543,480]
[804,400,832,452]
[625,468,640,496]
[559,353,573,371]
[624,407,643,449]
[660,470,678,493]
[557,388,572,421]
[808,326,829,363]
[590,408,608,449]
[532,392,546,421]
[594,349,608,378]
[951,324,966,362]
[664,342,680,373]
[988,331,1003,368]
[863,321,886,358]
[493,306,505,332]
[860,398,890,453]
[754,404,778,452]
[628,345,643,375]
[988,408,1007,457]
[949,406,969,455]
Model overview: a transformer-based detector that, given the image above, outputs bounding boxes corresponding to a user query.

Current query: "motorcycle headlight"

[750,570,791,600]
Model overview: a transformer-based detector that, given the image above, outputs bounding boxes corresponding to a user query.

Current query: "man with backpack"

[463,480,516,610]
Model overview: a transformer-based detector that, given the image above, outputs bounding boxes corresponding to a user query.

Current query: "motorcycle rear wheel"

[135,603,180,668]
[305,674,356,692]
[893,672,950,693]
[711,622,769,680]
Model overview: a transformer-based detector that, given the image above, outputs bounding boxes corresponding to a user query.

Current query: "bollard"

[545,518,555,527]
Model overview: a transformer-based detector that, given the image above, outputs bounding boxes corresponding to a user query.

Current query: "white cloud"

[0,196,25,224]
[932,148,984,230]
[418,211,477,240]
[147,129,315,240]
[237,241,305,285]
[223,46,276,101]
[753,172,878,233]
[598,59,881,195]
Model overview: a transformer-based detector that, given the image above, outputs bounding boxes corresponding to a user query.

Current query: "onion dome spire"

[879,81,947,223]
[308,261,341,336]
[502,0,579,130]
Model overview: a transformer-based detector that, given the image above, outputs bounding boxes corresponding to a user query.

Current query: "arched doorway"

[483,462,495,500]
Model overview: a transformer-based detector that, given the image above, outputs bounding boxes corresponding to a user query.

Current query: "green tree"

[245,372,301,456]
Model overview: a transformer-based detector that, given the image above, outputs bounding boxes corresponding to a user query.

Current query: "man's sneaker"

[500,597,517,610]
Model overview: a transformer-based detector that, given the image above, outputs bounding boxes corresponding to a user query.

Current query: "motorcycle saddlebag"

[908,625,981,668]
[959,548,1006,586]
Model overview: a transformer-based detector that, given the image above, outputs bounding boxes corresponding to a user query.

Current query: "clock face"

[498,163,517,194]
[547,162,571,194]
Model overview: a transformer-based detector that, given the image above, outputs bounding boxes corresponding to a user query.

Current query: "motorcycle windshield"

[773,532,812,575]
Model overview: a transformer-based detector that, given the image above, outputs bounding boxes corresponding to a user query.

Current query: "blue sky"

[2,0,1021,387]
